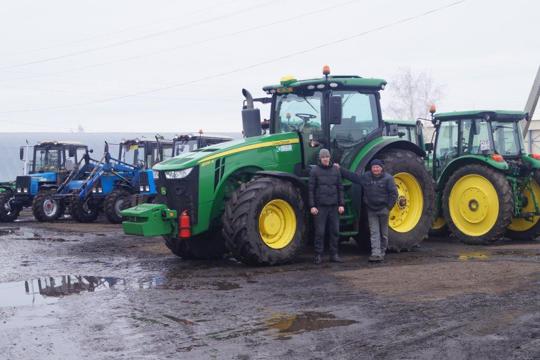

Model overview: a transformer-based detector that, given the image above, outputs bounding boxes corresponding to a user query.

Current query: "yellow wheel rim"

[448,174,499,237]
[508,179,540,232]
[258,199,296,249]
[432,216,446,230]
[389,172,424,233]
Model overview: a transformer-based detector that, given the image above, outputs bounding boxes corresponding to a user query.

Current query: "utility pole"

[522,65,540,138]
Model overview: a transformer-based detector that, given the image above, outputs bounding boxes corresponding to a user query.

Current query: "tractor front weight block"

[121,203,177,237]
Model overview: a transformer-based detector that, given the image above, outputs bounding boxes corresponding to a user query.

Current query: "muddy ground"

[0,213,539,360]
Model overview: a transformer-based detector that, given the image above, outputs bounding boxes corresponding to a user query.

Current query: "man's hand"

[334,163,340,169]
[310,207,319,215]
[338,206,345,214]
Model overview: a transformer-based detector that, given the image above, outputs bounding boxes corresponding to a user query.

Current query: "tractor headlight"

[17,188,22,193]
[92,188,97,193]
[145,185,150,192]
[98,187,103,193]
[165,168,193,179]
[139,185,144,192]
[23,188,28,193]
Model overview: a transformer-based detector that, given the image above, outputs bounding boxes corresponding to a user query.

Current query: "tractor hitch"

[121,204,177,237]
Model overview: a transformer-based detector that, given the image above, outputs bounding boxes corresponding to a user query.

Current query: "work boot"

[368,255,384,263]
[313,254,322,265]
[330,254,344,263]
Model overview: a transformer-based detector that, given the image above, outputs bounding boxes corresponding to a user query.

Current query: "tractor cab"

[118,139,173,169]
[261,68,388,169]
[21,141,88,175]
[429,110,528,179]
[172,134,233,156]
[384,120,425,149]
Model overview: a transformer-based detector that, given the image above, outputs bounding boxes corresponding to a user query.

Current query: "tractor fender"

[436,155,509,191]
[255,171,307,191]
[351,138,425,173]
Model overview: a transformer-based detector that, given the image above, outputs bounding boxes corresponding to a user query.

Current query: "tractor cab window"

[491,121,522,156]
[174,140,196,155]
[330,91,379,146]
[397,126,413,143]
[275,92,323,135]
[435,121,459,174]
[460,119,491,155]
[63,147,78,171]
[121,144,145,167]
[34,148,61,172]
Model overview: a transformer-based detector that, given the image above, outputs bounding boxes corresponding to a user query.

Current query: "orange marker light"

[429,104,437,114]
[491,154,504,162]
[322,65,331,76]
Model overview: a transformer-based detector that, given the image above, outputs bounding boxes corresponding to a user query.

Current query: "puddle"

[0,227,19,236]
[0,275,241,308]
[266,311,357,339]
[0,227,72,242]
[458,252,489,261]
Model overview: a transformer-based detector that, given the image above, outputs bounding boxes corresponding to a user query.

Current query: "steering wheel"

[295,113,317,132]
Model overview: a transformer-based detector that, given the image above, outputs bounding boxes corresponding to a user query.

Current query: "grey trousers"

[367,208,389,256]
[313,205,339,256]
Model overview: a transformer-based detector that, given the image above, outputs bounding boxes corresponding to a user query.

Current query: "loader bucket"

[121,204,177,237]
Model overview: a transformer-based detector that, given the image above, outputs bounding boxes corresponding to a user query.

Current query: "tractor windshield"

[491,121,523,156]
[34,148,61,172]
[274,92,322,133]
[120,144,145,166]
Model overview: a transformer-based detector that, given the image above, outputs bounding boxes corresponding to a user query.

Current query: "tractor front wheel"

[164,227,227,260]
[506,171,540,240]
[32,190,64,222]
[223,176,305,265]
[70,199,99,223]
[443,164,513,244]
[0,192,21,222]
[103,189,132,224]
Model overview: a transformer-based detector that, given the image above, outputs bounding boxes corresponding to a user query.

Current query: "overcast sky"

[0,0,538,132]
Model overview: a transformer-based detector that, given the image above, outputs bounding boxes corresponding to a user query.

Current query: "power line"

[0,0,244,57]
[0,0,360,83]
[0,0,275,71]
[0,0,466,117]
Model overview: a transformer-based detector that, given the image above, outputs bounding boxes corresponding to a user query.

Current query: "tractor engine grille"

[155,166,199,225]
[15,176,31,193]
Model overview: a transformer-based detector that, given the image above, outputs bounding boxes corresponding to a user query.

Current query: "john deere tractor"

[122,68,435,265]
[427,110,540,244]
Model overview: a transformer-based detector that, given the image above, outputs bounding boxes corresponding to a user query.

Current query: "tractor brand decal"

[277,144,293,152]
[199,138,299,163]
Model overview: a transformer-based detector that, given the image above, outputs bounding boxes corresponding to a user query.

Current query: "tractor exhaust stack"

[241,88,262,138]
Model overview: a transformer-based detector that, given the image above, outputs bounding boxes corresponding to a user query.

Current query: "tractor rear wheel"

[442,164,513,245]
[70,199,99,223]
[223,176,305,265]
[373,149,435,251]
[104,189,132,224]
[506,171,540,240]
[0,192,21,222]
[429,217,449,237]
[32,190,64,222]
[164,227,227,260]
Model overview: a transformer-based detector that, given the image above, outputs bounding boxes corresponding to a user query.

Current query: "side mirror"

[19,147,24,161]
[328,95,342,125]
[425,142,434,152]
[397,131,406,138]
[387,124,399,136]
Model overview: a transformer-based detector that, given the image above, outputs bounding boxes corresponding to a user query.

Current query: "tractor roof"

[262,75,387,93]
[384,119,417,126]
[121,139,172,146]
[36,141,87,147]
[434,110,527,121]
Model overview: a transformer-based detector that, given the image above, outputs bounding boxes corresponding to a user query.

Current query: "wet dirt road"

[1,215,539,360]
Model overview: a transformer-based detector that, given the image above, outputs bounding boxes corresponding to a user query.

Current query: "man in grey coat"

[339,159,398,262]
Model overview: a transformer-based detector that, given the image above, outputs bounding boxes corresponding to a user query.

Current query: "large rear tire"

[506,171,540,241]
[164,227,227,260]
[376,149,435,251]
[103,189,132,224]
[0,192,20,222]
[70,198,99,223]
[442,164,513,245]
[223,176,305,266]
[32,190,64,222]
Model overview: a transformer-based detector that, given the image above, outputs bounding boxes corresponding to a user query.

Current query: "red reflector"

[531,153,540,160]
[178,211,191,238]
[491,154,504,162]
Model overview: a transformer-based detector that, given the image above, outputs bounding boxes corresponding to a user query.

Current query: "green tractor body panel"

[435,154,509,187]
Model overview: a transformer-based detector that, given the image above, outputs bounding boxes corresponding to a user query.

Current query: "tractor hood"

[28,172,57,182]
[154,132,299,171]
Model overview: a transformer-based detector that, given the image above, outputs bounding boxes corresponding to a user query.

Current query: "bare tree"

[384,67,443,121]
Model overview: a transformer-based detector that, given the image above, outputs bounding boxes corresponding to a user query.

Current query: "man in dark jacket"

[339,159,398,262]
[309,148,345,264]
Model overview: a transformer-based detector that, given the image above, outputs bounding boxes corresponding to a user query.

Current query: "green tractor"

[384,120,425,149]
[122,68,435,265]
[427,110,540,243]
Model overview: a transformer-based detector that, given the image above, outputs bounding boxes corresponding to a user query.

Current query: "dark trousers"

[367,208,389,256]
[313,205,339,256]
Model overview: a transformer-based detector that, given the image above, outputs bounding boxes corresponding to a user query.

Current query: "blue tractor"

[0,141,89,222]
[39,139,175,223]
